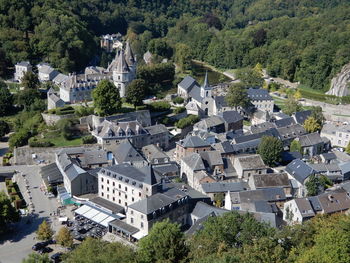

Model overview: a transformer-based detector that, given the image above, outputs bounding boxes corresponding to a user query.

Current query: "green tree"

[305,175,319,196]
[8,129,31,148]
[36,220,53,241]
[56,227,73,248]
[56,119,76,140]
[290,139,302,153]
[148,38,172,58]
[175,43,193,71]
[0,191,20,234]
[310,106,325,127]
[125,79,147,107]
[65,237,134,263]
[257,136,283,167]
[0,120,10,138]
[0,81,13,116]
[283,96,302,116]
[138,219,188,263]
[294,90,302,100]
[92,80,121,116]
[225,83,251,110]
[235,67,264,87]
[21,71,39,90]
[15,89,41,111]
[346,142,350,154]
[304,117,321,133]
[22,253,50,263]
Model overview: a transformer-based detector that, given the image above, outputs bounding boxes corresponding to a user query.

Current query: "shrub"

[148,101,171,112]
[75,106,94,117]
[174,106,186,114]
[82,135,97,144]
[136,105,148,111]
[173,97,184,104]
[28,138,54,147]
[176,115,200,129]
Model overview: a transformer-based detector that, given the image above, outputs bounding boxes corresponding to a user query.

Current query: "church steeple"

[201,71,211,98]
[202,71,209,90]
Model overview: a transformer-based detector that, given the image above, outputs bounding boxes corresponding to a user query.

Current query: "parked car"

[32,242,47,251]
[51,252,63,263]
[38,246,53,254]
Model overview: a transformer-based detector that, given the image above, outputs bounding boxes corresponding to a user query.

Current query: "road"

[0,165,59,263]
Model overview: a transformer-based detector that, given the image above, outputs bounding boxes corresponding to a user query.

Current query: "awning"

[132,231,147,240]
[59,217,68,222]
[75,204,120,227]
[109,219,139,235]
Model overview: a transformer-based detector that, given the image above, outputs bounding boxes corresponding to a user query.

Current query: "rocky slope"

[326,63,350,97]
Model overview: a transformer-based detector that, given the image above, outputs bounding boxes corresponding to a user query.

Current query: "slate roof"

[235,154,266,169]
[90,196,124,214]
[194,116,224,130]
[293,110,311,125]
[318,190,350,214]
[178,135,210,148]
[231,138,261,153]
[16,61,31,67]
[100,163,157,185]
[277,124,306,140]
[65,164,87,181]
[181,153,206,171]
[40,163,63,184]
[274,117,296,128]
[191,201,227,218]
[153,163,179,176]
[310,163,341,173]
[214,96,228,109]
[113,141,145,164]
[250,122,276,134]
[247,88,273,101]
[251,173,290,188]
[285,159,314,183]
[221,110,243,124]
[298,132,324,147]
[94,120,147,139]
[281,151,302,162]
[128,193,177,214]
[144,124,168,135]
[178,76,200,92]
[141,144,168,161]
[199,151,223,167]
[294,198,315,218]
[236,188,286,203]
[201,181,247,193]
[320,152,337,161]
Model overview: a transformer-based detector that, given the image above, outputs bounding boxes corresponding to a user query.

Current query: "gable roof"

[178,76,200,92]
[293,110,312,125]
[251,173,290,188]
[235,154,266,169]
[286,159,314,183]
[191,201,227,218]
[201,181,247,193]
[179,135,210,148]
[221,110,244,124]
[181,153,206,171]
[113,141,145,164]
[194,116,224,130]
[298,132,324,147]
[200,151,224,167]
[128,193,176,214]
[294,198,315,218]
[247,88,273,101]
[275,117,296,128]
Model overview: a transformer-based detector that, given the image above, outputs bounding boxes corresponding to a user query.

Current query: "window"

[141,215,144,219]
[113,182,115,186]
[131,218,134,224]
[125,202,127,206]
[118,184,121,189]
[119,192,121,196]
[107,194,109,199]
[107,187,109,191]
[141,222,144,228]
[101,178,104,182]
[131,210,133,215]
[101,192,104,197]
[113,197,115,201]
[107,180,109,184]
[125,194,127,199]
[132,197,134,202]
[101,185,104,189]
[125,186,127,191]
[139,192,142,197]
[119,199,121,204]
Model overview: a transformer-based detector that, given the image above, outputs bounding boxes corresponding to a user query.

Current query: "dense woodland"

[1,0,350,91]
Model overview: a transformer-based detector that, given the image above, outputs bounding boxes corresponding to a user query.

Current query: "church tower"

[200,71,211,98]
[125,40,137,79]
[113,49,130,97]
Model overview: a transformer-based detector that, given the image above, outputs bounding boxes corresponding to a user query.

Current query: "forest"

[1,0,350,91]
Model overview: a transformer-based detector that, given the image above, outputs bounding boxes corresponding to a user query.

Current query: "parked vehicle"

[38,246,53,254]
[51,252,63,263]
[32,242,47,251]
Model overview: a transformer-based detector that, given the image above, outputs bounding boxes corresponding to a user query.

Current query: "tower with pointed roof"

[112,49,131,97]
[200,71,211,98]
[125,40,137,79]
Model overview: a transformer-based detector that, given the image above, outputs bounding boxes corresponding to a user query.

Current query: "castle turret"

[113,50,130,97]
[125,40,137,78]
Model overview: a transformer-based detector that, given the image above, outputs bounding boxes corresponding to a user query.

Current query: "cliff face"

[326,63,350,97]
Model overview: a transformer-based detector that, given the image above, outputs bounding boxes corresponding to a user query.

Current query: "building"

[292,110,311,125]
[233,154,267,180]
[113,141,147,167]
[175,135,211,161]
[248,173,292,197]
[14,61,32,82]
[100,33,122,53]
[98,164,158,208]
[247,88,274,113]
[177,76,200,99]
[321,123,350,148]
[285,159,314,197]
[219,110,244,132]
[193,116,226,134]
[47,88,65,110]
[199,181,247,202]
[297,132,326,157]
[37,63,59,82]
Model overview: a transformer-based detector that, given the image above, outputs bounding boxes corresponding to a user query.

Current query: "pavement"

[0,165,60,263]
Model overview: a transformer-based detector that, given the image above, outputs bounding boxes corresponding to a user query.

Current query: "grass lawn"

[298,85,325,94]
[271,95,286,108]
[49,136,83,147]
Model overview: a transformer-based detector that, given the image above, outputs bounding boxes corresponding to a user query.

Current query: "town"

[0,34,350,262]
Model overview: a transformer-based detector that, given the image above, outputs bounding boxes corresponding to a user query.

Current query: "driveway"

[0,165,60,263]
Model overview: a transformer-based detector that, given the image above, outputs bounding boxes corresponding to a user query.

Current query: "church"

[59,41,136,104]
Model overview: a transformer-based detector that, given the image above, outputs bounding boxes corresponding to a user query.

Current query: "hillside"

[0,0,350,91]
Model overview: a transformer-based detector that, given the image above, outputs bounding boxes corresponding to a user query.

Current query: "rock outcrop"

[326,63,350,97]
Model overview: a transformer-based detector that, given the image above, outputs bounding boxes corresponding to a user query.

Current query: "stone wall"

[42,113,75,126]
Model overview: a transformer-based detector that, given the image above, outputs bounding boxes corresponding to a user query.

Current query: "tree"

[138,219,188,263]
[21,71,39,90]
[175,43,193,71]
[92,80,121,116]
[257,136,283,167]
[290,139,302,153]
[310,106,325,127]
[148,38,172,58]
[304,116,321,133]
[8,129,31,149]
[0,81,13,116]
[0,120,10,138]
[225,83,251,110]
[56,119,76,140]
[0,191,20,234]
[125,79,147,107]
[305,175,320,196]
[235,67,264,87]
[283,96,302,116]
[346,142,350,154]
[22,253,50,263]
[36,220,53,241]
[65,237,134,263]
[56,227,73,248]
[294,90,302,100]
[16,89,41,111]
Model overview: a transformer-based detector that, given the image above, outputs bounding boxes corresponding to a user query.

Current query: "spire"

[202,71,210,90]
[116,49,130,73]
[125,40,135,66]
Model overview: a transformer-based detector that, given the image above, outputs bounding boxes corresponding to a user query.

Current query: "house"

[177,76,200,99]
[199,181,247,202]
[283,190,350,224]
[297,132,326,157]
[144,124,169,149]
[251,109,271,125]
[193,116,226,134]
[281,151,303,164]
[292,110,311,125]
[320,152,337,164]
[219,110,244,132]
[247,88,274,113]
[233,154,267,180]
[37,63,59,82]
[277,124,307,147]
[248,173,292,197]
[225,188,286,211]
[180,153,206,188]
[321,123,350,148]
[285,159,315,197]
[190,130,216,145]
[122,183,211,237]
[14,61,32,82]
[98,164,158,208]
[274,117,296,128]
[112,141,147,167]
[175,135,211,161]
[100,33,122,52]
[47,88,65,110]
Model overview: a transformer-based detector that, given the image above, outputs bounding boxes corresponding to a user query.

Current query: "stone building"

[14,61,32,82]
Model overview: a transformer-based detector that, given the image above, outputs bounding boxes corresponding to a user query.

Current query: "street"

[0,165,60,263]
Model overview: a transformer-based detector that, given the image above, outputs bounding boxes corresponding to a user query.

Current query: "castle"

[57,41,136,104]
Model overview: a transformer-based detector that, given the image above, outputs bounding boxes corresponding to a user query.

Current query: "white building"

[321,123,350,148]
[14,61,32,82]
[37,63,59,82]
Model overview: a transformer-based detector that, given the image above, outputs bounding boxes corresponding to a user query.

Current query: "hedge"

[172,96,184,104]
[176,115,200,129]
[148,101,171,112]
[82,135,97,144]
[174,106,186,114]
[29,137,54,147]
